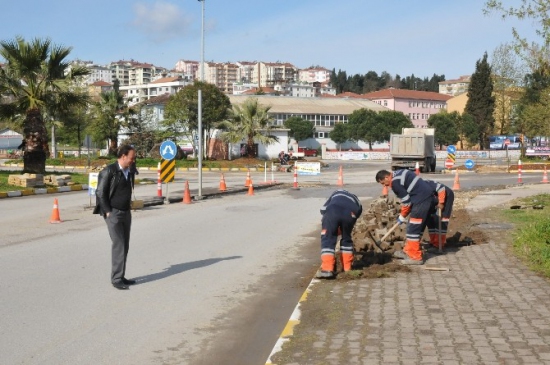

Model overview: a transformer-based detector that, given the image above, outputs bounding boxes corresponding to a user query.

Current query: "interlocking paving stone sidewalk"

[272,236,550,365]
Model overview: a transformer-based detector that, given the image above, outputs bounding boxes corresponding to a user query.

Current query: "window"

[384,100,388,107]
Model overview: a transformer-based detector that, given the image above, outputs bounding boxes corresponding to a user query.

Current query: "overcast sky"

[0,0,540,80]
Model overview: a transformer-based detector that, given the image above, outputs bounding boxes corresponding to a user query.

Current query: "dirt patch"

[330,189,496,282]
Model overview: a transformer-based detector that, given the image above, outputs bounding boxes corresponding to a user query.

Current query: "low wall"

[322,149,522,161]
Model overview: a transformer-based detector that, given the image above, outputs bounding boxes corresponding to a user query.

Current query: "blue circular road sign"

[447,145,457,154]
[160,140,177,160]
[465,159,475,169]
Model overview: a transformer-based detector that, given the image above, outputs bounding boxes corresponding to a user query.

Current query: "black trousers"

[105,208,132,283]
[321,205,357,256]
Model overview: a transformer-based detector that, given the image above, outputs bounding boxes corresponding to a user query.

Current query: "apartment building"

[174,59,199,81]
[109,60,167,86]
[362,89,452,128]
[298,67,332,83]
[202,62,239,93]
[438,75,471,96]
[87,80,113,102]
[252,62,297,88]
[278,82,336,97]
[120,76,189,105]
[236,61,256,83]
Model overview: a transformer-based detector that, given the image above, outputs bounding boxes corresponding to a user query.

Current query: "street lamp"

[197,0,205,196]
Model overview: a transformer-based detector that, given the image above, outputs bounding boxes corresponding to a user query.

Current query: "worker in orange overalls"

[318,189,363,279]
[424,180,454,252]
[376,169,438,265]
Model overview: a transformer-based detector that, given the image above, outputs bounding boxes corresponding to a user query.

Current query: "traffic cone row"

[452,169,460,191]
[336,165,344,186]
[49,198,62,223]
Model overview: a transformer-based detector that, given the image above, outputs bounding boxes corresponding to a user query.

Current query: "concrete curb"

[0,184,89,199]
[265,278,320,365]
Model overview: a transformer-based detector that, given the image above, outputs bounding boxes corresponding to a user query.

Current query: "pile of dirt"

[334,190,490,280]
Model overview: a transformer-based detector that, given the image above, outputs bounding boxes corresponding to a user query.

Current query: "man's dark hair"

[117,144,135,158]
[375,170,391,183]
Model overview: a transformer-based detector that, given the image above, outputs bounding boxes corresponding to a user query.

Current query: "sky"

[0,0,541,80]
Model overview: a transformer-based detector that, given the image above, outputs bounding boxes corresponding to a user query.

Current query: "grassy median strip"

[502,194,550,277]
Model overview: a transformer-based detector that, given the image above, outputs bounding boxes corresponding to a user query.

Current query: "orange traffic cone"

[542,165,549,184]
[183,181,192,204]
[452,169,460,191]
[382,184,388,197]
[219,173,227,191]
[49,198,62,223]
[247,179,254,196]
[415,161,420,176]
[336,166,344,186]
[244,170,251,187]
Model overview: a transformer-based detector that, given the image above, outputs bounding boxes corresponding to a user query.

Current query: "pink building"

[362,89,452,128]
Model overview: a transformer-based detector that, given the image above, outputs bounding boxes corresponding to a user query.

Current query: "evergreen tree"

[465,52,495,149]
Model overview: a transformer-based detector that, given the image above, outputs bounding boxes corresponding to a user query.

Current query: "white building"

[298,67,332,83]
[438,75,471,96]
[120,76,189,105]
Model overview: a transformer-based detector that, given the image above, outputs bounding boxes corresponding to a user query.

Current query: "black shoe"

[112,281,129,290]
[122,278,136,285]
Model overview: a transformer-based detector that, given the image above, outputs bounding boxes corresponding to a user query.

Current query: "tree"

[284,116,315,142]
[484,0,550,73]
[163,81,230,158]
[427,112,460,148]
[377,110,414,141]
[491,43,527,134]
[465,52,495,149]
[346,108,381,150]
[329,123,348,150]
[453,112,480,149]
[518,86,550,138]
[0,36,89,173]
[89,80,131,156]
[219,97,278,158]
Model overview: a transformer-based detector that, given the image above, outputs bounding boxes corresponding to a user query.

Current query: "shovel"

[368,222,401,252]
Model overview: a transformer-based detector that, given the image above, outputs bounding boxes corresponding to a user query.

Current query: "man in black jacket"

[93,145,137,290]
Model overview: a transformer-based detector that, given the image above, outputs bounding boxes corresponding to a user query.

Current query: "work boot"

[316,270,335,279]
[401,258,425,265]
[393,250,406,259]
[341,252,354,271]
[400,251,424,265]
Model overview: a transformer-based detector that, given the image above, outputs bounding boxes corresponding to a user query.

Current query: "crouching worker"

[376,169,437,265]
[425,180,455,252]
[318,189,362,279]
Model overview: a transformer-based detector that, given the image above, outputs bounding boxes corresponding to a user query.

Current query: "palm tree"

[220,97,278,158]
[0,36,89,173]
[89,80,132,156]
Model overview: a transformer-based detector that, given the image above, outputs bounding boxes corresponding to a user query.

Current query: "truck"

[390,128,436,172]
[289,147,318,159]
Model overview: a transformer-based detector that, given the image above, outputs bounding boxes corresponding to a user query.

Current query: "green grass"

[0,171,88,192]
[502,194,550,277]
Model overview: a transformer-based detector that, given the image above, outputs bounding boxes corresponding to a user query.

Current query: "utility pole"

[197,0,205,197]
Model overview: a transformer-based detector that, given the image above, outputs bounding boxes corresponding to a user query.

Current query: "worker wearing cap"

[376,169,437,265]
[318,189,363,279]
[424,180,455,252]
